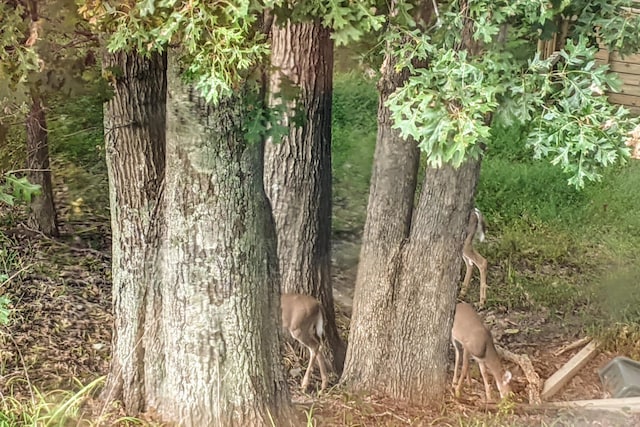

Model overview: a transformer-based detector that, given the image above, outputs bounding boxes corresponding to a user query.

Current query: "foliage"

[0,3,40,110]
[48,93,106,171]
[0,0,100,119]
[80,0,384,104]
[0,174,41,206]
[385,0,640,188]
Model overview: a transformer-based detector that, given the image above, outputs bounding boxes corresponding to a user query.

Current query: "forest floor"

[1,207,639,426]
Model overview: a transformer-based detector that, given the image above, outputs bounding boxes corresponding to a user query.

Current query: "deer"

[281,293,329,391]
[451,302,512,402]
[460,208,488,307]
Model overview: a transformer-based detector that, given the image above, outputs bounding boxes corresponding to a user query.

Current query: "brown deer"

[460,208,488,307]
[281,293,329,391]
[451,302,512,401]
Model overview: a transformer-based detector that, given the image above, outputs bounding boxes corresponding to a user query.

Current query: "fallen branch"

[554,337,592,357]
[547,396,640,413]
[497,345,542,405]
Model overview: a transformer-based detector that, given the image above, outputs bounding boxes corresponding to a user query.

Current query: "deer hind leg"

[460,255,474,298]
[315,347,329,390]
[301,347,317,391]
[477,254,488,307]
[292,328,328,391]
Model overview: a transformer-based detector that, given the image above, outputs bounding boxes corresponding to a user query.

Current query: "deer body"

[281,293,328,391]
[461,208,488,306]
[451,302,512,401]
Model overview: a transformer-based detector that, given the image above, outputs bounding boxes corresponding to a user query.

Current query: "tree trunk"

[25,92,59,237]
[264,19,345,375]
[143,50,293,426]
[101,50,167,414]
[342,5,482,402]
[340,40,421,392]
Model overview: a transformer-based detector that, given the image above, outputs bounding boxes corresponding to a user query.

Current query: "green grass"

[331,72,378,235]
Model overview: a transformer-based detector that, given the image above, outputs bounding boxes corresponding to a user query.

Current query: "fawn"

[281,293,328,391]
[451,302,512,401]
[461,208,489,307]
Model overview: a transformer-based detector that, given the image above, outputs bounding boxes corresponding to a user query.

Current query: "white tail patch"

[315,312,324,338]
[473,208,485,242]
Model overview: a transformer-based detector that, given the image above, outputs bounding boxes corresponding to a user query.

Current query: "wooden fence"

[595,49,640,114]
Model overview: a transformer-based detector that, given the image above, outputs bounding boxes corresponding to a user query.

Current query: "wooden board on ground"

[541,340,600,401]
[547,396,640,413]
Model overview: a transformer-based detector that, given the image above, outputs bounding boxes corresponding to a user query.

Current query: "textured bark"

[342,2,482,403]
[25,93,59,237]
[340,41,421,393]
[101,50,167,414]
[264,19,346,375]
[146,51,293,426]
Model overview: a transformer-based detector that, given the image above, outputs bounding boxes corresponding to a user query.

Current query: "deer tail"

[473,208,486,242]
[315,311,325,339]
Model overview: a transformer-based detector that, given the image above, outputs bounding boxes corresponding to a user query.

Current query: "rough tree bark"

[342,2,483,403]
[25,92,59,237]
[264,19,346,375]
[146,51,293,426]
[101,50,167,414]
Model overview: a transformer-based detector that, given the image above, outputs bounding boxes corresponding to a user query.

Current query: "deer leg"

[455,347,470,398]
[452,339,461,388]
[301,347,317,391]
[461,256,473,297]
[315,349,329,390]
[477,361,493,402]
[477,255,488,307]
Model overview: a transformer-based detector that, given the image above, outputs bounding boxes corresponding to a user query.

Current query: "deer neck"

[464,214,478,247]
[483,342,504,379]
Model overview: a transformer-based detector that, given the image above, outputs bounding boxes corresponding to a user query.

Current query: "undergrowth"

[331,72,377,236]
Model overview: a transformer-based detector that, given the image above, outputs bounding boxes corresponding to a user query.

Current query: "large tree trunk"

[26,92,59,237]
[142,50,293,426]
[342,3,482,403]
[264,19,346,375]
[340,41,421,391]
[101,50,167,414]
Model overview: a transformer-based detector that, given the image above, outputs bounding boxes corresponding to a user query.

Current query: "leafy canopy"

[78,0,640,187]
[79,0,383,103]
[386,0,640,187]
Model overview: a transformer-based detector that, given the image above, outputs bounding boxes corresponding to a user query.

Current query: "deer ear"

[503,370,513,384]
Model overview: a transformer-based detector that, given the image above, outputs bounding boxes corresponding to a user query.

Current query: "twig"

[0,263,35,288]
[554,337,592,357]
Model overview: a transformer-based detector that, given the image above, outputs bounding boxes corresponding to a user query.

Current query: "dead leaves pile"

[0,220,112,399]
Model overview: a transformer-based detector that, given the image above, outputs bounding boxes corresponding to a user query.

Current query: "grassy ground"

[2,70,640,424]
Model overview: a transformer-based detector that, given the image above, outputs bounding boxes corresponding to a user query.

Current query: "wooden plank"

[595,49,610,63]
[617,82,640,98]
[608,92,640,108]
[548,396,640,413]
[608,52,640,64]
[608,60,640,76]
[541,340,600,401]
[615,72,640,87]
